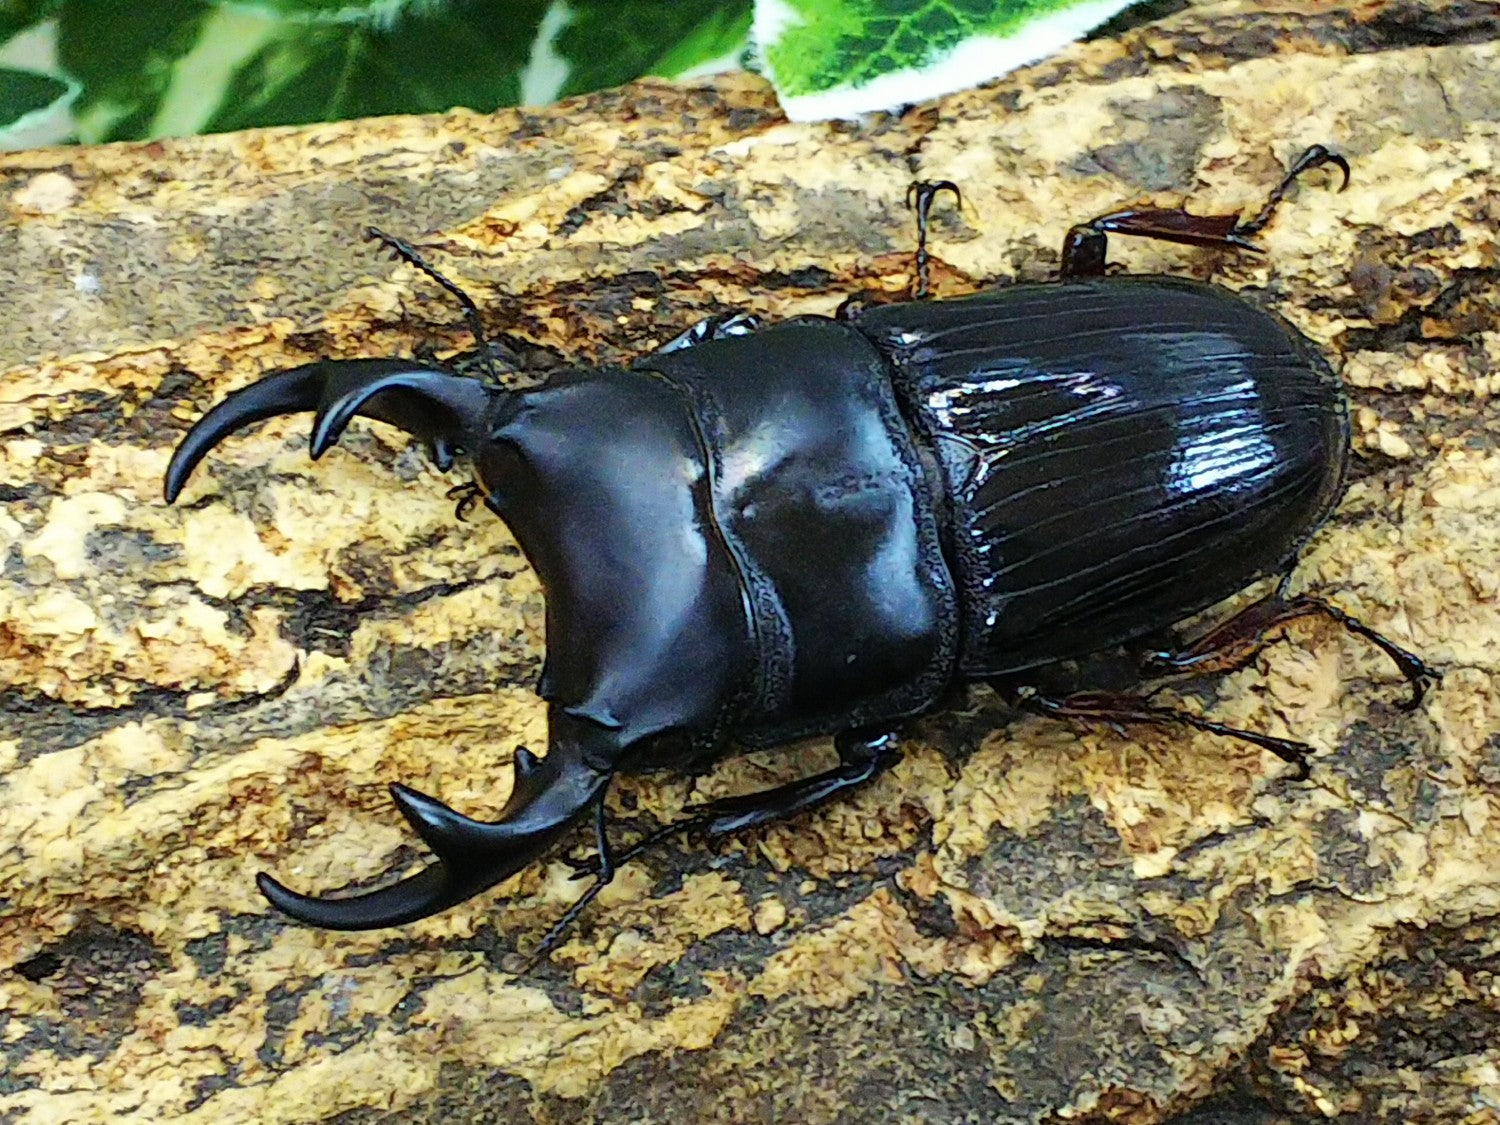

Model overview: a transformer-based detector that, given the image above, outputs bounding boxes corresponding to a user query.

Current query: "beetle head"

[163,357,742,930]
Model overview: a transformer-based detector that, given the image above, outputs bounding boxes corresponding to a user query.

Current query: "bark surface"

[2,1,1498,1122]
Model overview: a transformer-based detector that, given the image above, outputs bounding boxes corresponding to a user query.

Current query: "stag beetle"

[164,146,1434,957]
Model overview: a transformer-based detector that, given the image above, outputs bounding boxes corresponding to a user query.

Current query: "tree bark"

[2,1,1498,1122]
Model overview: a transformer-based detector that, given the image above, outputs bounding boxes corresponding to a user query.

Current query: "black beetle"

[163,146,1434,953]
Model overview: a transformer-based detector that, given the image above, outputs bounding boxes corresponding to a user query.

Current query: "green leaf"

[550,0,750,98]
[29,0,753,144]
[219,0,458,27]
[0,0,63,41]
[648,2,753,79]
[0,64,65,119]
[202,0,551,133]
[0,64,75,145]
[58,0,209,143]
[755,0,1144,119]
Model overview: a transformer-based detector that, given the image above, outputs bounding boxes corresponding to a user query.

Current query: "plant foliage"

[0,0,1145,144]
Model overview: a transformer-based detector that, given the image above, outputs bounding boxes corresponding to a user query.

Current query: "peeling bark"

[2,1,1498,1122]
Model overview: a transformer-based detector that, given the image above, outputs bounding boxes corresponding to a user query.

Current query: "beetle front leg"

[1060,144,1351,277]
[515,801,620,969]
[695,728,903,838]
[566,729,903,878]
[837,180,961,318]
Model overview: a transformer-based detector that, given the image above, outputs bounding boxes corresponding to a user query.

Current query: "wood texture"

[2,1,1498,1121]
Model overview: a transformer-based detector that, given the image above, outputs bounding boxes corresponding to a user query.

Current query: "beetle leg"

[835,180,962,318]
[364,226,522,381]
[1233,145,1352,240]
[516,801,619,970]
[1145,590,1439,710]
[697,729,903,838]
[906,180,961,299]
[1060,144,1351,277]
[1017,688,1315,780]
[653,311,764,355]
[563,729,903,878]
[445,481,484,522]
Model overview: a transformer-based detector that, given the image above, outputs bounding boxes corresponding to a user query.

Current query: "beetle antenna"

[513,801,618,971]
[364,227,521,383]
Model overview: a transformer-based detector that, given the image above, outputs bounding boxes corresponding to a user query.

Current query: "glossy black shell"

[855,276,1349,677]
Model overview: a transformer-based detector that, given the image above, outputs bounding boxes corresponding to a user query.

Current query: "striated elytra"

[162,147,1433,957]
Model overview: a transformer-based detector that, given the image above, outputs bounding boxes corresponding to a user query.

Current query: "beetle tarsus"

[446,481,483,521]
[1233,144,1351,240]
[834,179,961,317]
[517,801,618,970]
[906,180,961,299]
[1060,144,1350,277]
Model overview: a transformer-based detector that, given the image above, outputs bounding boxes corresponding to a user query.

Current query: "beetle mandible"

[164,146,1435,957]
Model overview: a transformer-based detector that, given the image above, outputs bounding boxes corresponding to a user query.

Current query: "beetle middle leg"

[1060,144,1352,277]
[1145,588,1438,710]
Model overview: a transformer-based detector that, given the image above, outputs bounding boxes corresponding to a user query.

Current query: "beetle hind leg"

[1146,589,1439,710]
[1014,687,1316,781]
